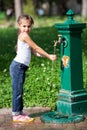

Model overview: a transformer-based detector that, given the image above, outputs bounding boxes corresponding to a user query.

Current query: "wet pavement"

[0,107,87,130]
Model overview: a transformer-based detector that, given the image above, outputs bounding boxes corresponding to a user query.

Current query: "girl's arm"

[31,48,43,57]
[19,32,57,61]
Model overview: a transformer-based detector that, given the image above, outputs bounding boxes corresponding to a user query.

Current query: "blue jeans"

[10,60,28,116]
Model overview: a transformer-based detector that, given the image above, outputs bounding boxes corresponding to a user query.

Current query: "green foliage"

[23,0,35,16]
[0,12,6,19]
[82,28,87,89]
[0,0,14,10]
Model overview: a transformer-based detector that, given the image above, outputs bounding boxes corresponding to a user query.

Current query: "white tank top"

[14,39,31,66]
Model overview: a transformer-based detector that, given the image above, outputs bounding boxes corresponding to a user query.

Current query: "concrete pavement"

[0,107,87,130]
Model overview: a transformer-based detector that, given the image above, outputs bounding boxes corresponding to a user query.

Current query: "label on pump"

[62,55,70,68]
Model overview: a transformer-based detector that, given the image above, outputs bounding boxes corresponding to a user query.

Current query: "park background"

[0,0,87,109]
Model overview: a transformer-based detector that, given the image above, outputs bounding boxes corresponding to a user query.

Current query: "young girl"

[10,14,57,123]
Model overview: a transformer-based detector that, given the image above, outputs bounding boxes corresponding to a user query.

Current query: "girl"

[10,14,57,123]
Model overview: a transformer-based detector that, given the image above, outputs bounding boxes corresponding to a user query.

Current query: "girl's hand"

[49,54,57,61]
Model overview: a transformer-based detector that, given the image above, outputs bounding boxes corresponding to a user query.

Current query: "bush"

[0,12,6,19]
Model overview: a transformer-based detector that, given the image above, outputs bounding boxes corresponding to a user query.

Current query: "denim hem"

[12,111,23,116]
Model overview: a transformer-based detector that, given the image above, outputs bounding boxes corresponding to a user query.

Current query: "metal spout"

[54,34,62,46]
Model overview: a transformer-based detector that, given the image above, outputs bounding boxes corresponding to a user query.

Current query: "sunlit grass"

[0,14,87,28]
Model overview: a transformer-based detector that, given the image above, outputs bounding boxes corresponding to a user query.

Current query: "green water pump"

[41,9,87,123]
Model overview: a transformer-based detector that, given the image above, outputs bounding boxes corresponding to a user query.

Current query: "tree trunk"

[14,0,23,22]
[81,0,87,17]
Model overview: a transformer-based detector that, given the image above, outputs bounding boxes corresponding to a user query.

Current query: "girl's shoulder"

[19,32,29,41]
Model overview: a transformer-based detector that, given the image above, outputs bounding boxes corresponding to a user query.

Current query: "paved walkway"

[0,107,87,130]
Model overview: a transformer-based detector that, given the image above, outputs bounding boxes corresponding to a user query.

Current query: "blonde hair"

[17,14,34,25]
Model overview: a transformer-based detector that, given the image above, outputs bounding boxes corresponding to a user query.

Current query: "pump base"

[41,111,85,124]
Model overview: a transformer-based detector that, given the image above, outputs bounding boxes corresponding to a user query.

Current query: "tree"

[14,0,23,22]
[81,0,87,17]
